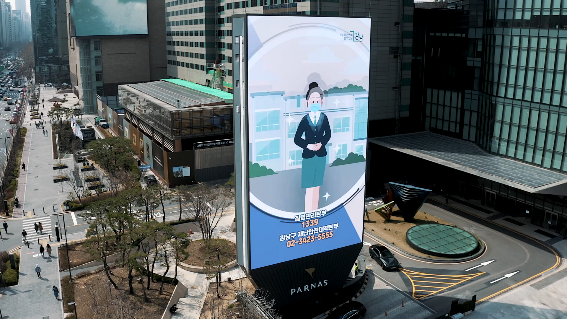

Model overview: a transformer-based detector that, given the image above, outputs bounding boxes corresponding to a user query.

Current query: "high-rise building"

[369,0,567,237]
[66,0,167,114]
[15,0,26,14]
[164,0,415,134]
[31,0,69,83]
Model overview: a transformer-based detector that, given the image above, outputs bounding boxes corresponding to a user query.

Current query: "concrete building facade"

[67,0,167,114]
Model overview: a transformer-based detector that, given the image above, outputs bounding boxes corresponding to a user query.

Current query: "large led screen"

[70,0,148,37]
[248,16,370,269]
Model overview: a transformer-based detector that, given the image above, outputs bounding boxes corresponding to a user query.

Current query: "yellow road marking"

[413,285,452,289]
[401,268,485,300]
[410,280,457,285]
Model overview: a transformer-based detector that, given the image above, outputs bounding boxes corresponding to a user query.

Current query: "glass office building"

[369,0,567,238]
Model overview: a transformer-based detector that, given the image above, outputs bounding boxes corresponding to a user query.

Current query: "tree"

[171,185,190,221]
[84,201,118,289]
[185,183,232,241]
[151,183,170,223]
[64,168,84,204]
[226,172,235,188]
[170,232,190,281]
[47,105,73,126]
[137,186,159,223]
[87,137,137,177]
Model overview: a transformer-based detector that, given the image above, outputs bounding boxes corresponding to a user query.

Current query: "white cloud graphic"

[340,57,368,76]
[303,46,343,64]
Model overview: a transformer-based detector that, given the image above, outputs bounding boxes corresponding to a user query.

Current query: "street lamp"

[68,302,78,318]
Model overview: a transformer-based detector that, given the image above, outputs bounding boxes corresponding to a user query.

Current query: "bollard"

[43,207,45,214]
[37,238,40,244]
[53,205,55,212]
[402,299,404,307]
[33,209,35,214]
[49,235,51,241]
[385,310,387,316]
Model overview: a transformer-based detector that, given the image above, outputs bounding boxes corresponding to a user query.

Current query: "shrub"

[249,162,276,178]
[331,152,365,167]
[0,251,9,263]
[3,268,18,285]
[0,260,7,273]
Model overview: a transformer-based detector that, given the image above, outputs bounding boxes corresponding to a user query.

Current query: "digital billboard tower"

[234,15,371,308]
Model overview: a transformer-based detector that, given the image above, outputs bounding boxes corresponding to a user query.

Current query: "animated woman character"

[294,81,332,212]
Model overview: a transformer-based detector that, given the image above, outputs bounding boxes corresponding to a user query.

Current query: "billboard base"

[276,270,368,319]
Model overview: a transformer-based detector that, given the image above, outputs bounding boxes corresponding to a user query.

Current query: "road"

[361,201,560,317]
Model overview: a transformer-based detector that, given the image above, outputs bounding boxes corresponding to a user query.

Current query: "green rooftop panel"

[406,224,480,258]
[162,78,234,101]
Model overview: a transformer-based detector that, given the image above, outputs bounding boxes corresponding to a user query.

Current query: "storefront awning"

[369,131,567,195]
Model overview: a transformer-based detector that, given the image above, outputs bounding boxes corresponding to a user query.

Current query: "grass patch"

[200,277,256,319]
[183,238,236,267]
[61,275,76,313]
[364,207,454,259]
[0,250,20,286]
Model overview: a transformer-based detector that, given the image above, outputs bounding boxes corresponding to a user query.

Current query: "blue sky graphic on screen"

[71,0,148,36]
[247,16,371,270]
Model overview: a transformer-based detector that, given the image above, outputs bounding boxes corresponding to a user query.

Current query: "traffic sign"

[139,165,151,170]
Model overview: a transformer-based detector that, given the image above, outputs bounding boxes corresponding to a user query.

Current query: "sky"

[6,0,30,15]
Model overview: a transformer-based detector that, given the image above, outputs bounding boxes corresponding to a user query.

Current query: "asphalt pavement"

[362,199,561,318]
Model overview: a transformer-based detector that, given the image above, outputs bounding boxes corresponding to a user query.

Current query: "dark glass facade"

[412,0,567,236]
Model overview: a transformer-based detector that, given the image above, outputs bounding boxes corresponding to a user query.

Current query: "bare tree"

[185,184,231,241]
[64,168,84,204]
[151,183,170,223]
[171,185,190,221]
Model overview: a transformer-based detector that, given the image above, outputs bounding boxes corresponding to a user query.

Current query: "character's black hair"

[306,82,324,100]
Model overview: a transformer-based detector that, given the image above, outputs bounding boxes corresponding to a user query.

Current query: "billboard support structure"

[234,15,371,309]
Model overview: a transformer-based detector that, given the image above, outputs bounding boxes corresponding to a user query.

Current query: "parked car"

[144,175,158,187]
[326,301,367,319]
[4,106,10,111]
[369,245,401,271]
[99,119,109,129]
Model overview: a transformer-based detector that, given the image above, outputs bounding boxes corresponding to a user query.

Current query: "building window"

[228,70,233,76]
[95,71,103,81]
[93,40,101,51]
[256,110,280,132]
[289,149,303,166]
[288,121,299,138]
[354,98,368,140]
[95,56,102,66]
[333,117,350,133]
[96,86,103,96]
[355,145,364,156]
[336,144,348,160]
[256,139,280,161]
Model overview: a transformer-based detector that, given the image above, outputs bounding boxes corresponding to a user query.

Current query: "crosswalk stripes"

[21,216,52,242]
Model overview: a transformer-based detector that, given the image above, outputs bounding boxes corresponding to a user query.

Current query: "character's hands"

[315,143,323,151]
[307,144,318,151]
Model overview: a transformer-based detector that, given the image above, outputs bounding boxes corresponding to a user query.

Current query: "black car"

[144,175,158,186]
[369,245,401,271]
[4,107,10,111]
[326,301,366,319]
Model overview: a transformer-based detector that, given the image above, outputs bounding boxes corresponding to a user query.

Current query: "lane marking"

[489,271,520,284]
[71,212,77,225]
[465,259,495,271]
[401,268,485,300]
[427,198,562,304]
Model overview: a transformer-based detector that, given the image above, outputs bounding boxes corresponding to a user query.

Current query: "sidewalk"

[0,244,63,319]
[428,194,567,319]
[14,86,72,218]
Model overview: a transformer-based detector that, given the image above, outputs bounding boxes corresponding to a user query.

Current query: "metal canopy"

[370,131,567,195]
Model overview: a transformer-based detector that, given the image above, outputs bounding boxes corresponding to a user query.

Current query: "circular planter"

[406,224,480,258]
[178,259,237,274]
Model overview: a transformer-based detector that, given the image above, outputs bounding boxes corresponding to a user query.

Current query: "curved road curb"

[426,197,563,304]
[364,231,487,264]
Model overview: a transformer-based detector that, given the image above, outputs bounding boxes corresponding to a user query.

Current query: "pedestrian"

[2,221,7,234]
[34,222,38,233]
[46,244,52,257]
[52,286,59,300]
[39,222,43,234]
[35,264,41,278]
[40,244,45,257]
[21,163,25,171]
[22,229,27,239]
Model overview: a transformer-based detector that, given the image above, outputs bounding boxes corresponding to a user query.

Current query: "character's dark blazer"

[294,113,332,159]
